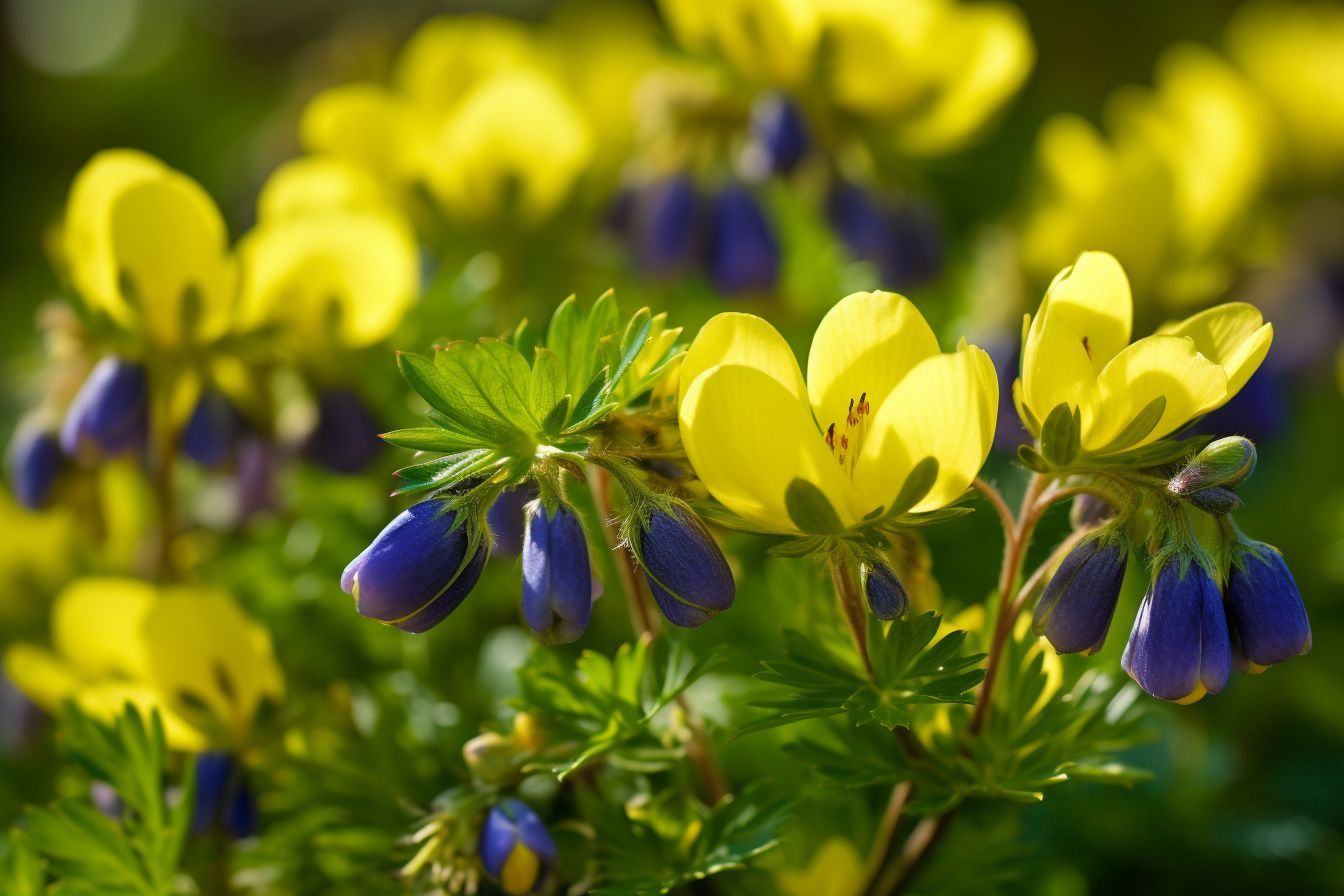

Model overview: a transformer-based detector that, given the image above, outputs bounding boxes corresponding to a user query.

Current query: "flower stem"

[828,549,874,679]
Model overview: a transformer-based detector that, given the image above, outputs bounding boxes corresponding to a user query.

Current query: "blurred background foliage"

[2,0,1343,894]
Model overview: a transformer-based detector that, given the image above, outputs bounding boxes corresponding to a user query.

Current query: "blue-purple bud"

[633,174,702,278]
[341,500,487,633]
[60,357,147,460]
[191,751,258,839]
[633,505,735,628]
[181,389,241,468]
[479,798,556,896]
[1182,486,1242,516]
[1032,534,1128,655]
[304,387,384,474]
[706,184,779,296]
[1225,541,1311,672]
[750,93,809,174]
[1122,557,1231,703]
[826,181,943,289]
[521,503,593,645]
[488,486,536,557]
[861,562,909,620]
[8,425,62,509]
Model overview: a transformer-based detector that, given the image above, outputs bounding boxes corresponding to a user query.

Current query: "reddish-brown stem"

[829,550,875,679]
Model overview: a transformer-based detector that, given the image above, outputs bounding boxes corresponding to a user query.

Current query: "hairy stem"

[829,550,874,679]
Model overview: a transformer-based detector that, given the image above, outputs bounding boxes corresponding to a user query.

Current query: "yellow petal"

[893,2,1035,155]
[257,155,396,222]
[239,209,419,348]
[664,0,819,85]
[1040,251,1133,372]
[1086,334,1227,450]
[679,312,808,408]
[1158,302,1273,398]
[300,84,430,182]
[140,589,283,746]
[778,837,865,896]
[75,682,209,752]
[1020,309,1098,432]
[857,345,998,513]
[394,14,533,121]
[805,291,940,437]
[3,645,82,713]
[53,577,156,681]
[680,364,848,531]
[426,69,591,224]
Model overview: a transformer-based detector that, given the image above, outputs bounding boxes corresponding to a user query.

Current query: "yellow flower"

[426,68,592,225]
[777,837,865,896]
[300,84,431,184]
[1016,251,1273,454]
[659,0,820,85]
[238,159,420,350]
[1021,46,1268,308]
[822,0,1034,155]
[63,149,236,346]
[3,577,283,751]
[1228,2,1344,183]
[678,291,997,534]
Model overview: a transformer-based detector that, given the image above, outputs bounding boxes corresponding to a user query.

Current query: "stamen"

[1082,336,1092,359]
[822,391,873,478]
[825,422,836,452]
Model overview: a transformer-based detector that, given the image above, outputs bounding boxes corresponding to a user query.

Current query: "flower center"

[823,392,870,478]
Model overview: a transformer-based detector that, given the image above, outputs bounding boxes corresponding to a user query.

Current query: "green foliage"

[580,783,791,896]
[738,612,987,736]
[514,639,722,780]
[13,706,195,896]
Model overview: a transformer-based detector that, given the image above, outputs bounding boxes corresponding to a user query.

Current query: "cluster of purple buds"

[627,504,735,628]
[303,386,385,474]
[826,180,945,291]
[191,751,258,839]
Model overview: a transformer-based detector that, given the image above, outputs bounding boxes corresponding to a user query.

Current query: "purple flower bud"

[633,505,735,628]
[489,486,536,557]
[862,562,909,620]
[1032,535,1128,655]
[181,389,241,468]
[633,174,702,278]
[60,357,147,460]
[521,503,593,645]
[341,500,487,633]
[750,93,809,174]
[1122,557,1231,703]
[826,181,944,290]
[304,387,384,474]
[706,184,779,296]
[1070,493,1116,530]
[191,751,258,839]
[8,425,62,509]
[480,798,556,896]
[1225,542,1311,671]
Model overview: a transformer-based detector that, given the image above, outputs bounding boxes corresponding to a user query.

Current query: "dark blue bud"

[1182,486,1242,516]
[862,562,909,620]
[706,184,779,296]
[633,174,702,278]
[1122,557,1231,703]
[191,752,258,839]
[1070,493,1116,530]
[60,357,147,460]
[1225,542,1311,671]
[341,500,487,633]
[8,426,62,509]
[750,93,809,174]
[480,798,556,896]
[181,389,241,468]
[304,387,384,474]
[1032,535,1128,655]
[521,503,593,645]
[826,181,944,290]
[634,505,735,628]
[489,486,536,557]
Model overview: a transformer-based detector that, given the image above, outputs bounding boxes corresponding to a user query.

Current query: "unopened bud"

[463,732,518,785]
[1183,486,1242,516]
[1169,437,1256,496]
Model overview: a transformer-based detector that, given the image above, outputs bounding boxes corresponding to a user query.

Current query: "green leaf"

[1016,443,1051,473]
[380,427,487,453]
[1090,395,1166,456]
[438,340,538,435]
[390,448,502,497]
[784,479,845,534]
[528,347,569,433]
[600,308,653,401]
[884,457,939,519]
[1039,402,1080,466]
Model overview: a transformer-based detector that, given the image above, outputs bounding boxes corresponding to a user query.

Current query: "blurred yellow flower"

[63,149,236,347]
[1228,2,1344,183]
[659,0,820,85]
[777,837,864,896]
[1016,252,1273,454]
[3,577,283,751]
[1021,46,1269,307]
[240,159,420,351]
[678,291,997,534]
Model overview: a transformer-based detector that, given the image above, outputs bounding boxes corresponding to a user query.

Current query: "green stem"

[828,548,874,680]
